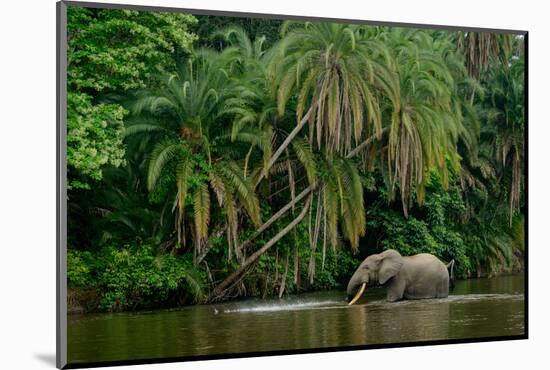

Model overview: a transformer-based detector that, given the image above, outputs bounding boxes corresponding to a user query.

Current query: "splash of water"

[222,300,343,313]
[220,293,523,314]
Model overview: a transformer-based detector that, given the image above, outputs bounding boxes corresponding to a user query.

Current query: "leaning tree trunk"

[256,107,313,187]
[278,252,290,298]
[241,129,387,251]
[207,128,387,301]
[240,129,385,252]
[196,225,227,265]
[345,127,389,159]
[240,180,319,253]
[207,196,312,302]
[194,108,315,265]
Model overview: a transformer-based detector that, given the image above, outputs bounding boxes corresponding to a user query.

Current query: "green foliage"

[67,7,197,91]
[67,249,97,288]
[68,245,206,311]
[192,15,282,50]
[67,92,127,189]
[483,58,525,222]
[66,9,525,309]
[271,22,391,155]
[379,29,467,214]
[366,178,471,277]
[319,157,366,250]
[309,248,357,290]
[66,6,197,189]
[236,222,359,296]
[125,45,268,255]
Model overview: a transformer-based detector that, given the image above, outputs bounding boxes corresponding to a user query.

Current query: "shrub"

[67,245,206,311]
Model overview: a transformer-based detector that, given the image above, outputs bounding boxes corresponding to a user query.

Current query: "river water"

[68,275,525,365]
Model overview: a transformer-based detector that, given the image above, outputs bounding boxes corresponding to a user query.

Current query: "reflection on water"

[68,275,525,364]
[222,300,339,313]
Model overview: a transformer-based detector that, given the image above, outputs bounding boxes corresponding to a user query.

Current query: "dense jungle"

[66,7,525,312]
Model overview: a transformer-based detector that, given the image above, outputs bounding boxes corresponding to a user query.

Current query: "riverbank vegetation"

[66,7,525,312]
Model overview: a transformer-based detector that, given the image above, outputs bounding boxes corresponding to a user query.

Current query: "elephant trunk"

[346,270,368,306]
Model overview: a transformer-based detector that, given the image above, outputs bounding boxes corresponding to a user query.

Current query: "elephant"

[346,249,454,305]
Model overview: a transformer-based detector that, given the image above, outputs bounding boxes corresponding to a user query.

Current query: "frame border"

[56,1,529,369]
[62,0,527,34]
[57,1,68,368]
[63,335,527,369]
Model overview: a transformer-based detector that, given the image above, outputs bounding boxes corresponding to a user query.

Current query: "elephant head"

[346,249,404,305]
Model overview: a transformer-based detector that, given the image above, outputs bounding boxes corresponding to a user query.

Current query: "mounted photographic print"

[56,1,528,368]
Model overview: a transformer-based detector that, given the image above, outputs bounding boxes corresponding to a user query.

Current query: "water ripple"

[221,293,524,313]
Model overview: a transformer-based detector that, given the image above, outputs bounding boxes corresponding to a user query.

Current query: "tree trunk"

[256,107,313,187]
[293,241,300,288]
[345,127,390,159]
[196,225,227,265]
[207,129,387,301]
[207,196,312,302]
[240,180,319,253]
[278,252,290,298]
[240,129,384,254]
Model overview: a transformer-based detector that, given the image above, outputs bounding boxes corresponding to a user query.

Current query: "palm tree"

[126,49,264,262]
[213,26,278,178]
[91,142,174,247]
[209,27,524,300]
[263,23,400,252]
[262,23,398,253]
[208,24,408,299]
[456,31,513,79]
[484,58,525,224]
[375,29,466,216]
[459,56,524,225]
[208,23,398,299]
[264,22,398,168]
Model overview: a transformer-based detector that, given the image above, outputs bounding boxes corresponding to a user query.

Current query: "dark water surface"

[68,275,525,364]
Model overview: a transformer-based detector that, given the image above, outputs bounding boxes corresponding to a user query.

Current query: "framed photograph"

[57,1,527,368]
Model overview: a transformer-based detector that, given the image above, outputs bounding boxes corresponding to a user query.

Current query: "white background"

[0,0,547,369]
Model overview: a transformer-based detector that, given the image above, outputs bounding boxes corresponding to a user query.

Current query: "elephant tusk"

[348,282,366,306]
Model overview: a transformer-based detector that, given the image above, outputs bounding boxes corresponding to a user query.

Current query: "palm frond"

[147,139,181,191]
[193,181,210,241]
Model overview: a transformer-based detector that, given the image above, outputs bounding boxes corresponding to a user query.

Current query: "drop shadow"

[34,353,56,367]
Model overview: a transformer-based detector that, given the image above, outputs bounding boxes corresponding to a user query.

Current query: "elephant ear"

[378,250,403,285]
